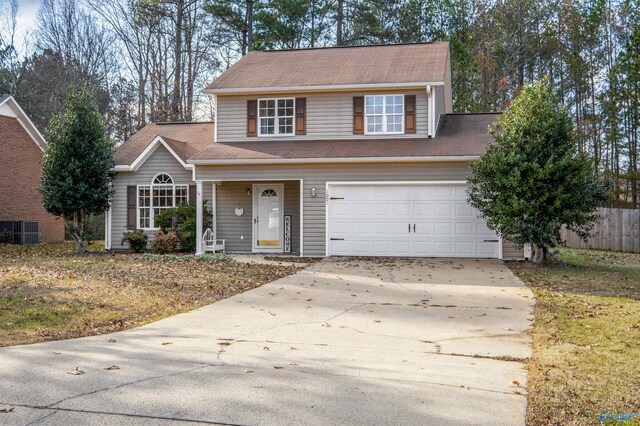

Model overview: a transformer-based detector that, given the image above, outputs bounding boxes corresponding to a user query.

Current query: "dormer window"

[258,98,295,136]
[365,95,404,135]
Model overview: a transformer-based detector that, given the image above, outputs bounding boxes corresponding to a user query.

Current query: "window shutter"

[189,185,196,205]
[127,186,137,230]
[405,95,416,134]
[295,98,306,135]
[353,96,364,134]
[247,99,258,136]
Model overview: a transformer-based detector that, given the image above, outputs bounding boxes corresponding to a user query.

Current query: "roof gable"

[206,42,450,94]
[114,121,214,170]
[0,95,47,151]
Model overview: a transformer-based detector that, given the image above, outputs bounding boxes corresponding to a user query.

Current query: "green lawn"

[508,249,640,425]
[0,242,297,346]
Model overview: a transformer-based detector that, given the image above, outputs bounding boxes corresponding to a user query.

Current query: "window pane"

[279,117,293,134]
[367,115,383,133]
[139,208,150,229]
[259,100,275,117]
[176,186,188,205]
[260,117,275,134]
[278,99,294,117]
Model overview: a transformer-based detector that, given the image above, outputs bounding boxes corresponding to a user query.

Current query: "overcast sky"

[3,0,41,50]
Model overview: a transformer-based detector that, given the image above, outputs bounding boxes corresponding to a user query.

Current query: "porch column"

[196,180,203,255]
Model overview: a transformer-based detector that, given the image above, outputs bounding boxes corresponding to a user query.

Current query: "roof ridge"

[263,41,445,53]
[154,121,214,125]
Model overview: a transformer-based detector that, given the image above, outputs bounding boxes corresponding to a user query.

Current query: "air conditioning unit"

[0,221,40,244]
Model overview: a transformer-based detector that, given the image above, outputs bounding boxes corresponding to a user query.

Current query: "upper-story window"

[137,173,189,230]
[365,95,404,135]
[259,98,295,136]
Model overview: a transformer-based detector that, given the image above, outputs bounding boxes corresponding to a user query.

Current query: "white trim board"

[0,95,48,152]
[113,136,194,172]
[203,81,446,96]
[189,156,480,166]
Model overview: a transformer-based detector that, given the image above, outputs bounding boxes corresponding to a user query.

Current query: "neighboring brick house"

[0,95,64,243]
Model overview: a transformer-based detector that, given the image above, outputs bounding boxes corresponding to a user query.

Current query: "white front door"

[253,184,284,252]
[327,183,500,258]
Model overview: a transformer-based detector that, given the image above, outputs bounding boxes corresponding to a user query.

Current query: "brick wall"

[0,115,65,243]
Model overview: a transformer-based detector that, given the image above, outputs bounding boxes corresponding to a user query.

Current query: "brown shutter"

[405,95,416,134]
[189,185,196,205]
[295,98,306,135]
[353,96,364,134]
[126,186,137,230]
[247,99,258,136]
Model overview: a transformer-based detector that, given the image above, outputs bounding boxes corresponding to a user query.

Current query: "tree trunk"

[171,0,184,121]
[336,0,344,45]
[67,211,86,253]
[531,245,546,264]
[246,0,254,52]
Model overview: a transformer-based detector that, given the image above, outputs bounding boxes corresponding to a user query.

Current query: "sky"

[2,0,41,51]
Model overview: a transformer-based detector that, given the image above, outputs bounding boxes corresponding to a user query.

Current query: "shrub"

[151,230,180,254]
[154,202,212,252]
[121,230,148,253]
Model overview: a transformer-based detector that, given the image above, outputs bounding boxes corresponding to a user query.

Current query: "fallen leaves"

[0,407,14,413]
[67,367,84,375]
[104,365,120,370]
[0,243,298,347]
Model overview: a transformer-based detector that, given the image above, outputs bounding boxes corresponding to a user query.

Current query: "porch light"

[246,187,252,196]
[311,187,317,198]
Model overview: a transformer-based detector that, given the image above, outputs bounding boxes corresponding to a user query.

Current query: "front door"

[253,184,284,252]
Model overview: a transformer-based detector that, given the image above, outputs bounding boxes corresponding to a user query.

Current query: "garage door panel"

[434,203,452,217]
[327,184,499,258]
[454,222,474,236]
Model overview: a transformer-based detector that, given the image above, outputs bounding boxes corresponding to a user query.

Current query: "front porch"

[195,180,302,256]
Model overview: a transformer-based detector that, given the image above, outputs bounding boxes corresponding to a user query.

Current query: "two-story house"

[0,95,65,244]
[108,42,523,259]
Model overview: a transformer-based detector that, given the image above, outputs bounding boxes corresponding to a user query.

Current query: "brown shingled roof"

[114,122,214,166]
[189,113,499,163]
[206,42,450,92]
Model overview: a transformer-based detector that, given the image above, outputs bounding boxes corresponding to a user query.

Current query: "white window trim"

[257,97,296,137]
[136,173,189,230]
[364,94,405,135]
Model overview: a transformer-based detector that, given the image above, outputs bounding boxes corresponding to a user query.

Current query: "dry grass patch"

[508,249,640,425]
[0,242,297,346]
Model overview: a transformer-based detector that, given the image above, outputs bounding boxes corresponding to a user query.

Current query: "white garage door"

[327,183,500,258]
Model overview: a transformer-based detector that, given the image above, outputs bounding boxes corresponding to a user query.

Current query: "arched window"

[261,188,277,197]
[137,173,189,229]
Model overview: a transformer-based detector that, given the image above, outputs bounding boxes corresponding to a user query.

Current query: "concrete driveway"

[0,258,534,425]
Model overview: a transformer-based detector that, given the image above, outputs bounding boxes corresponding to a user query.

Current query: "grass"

[0,242,298,346]
[507,249,640,425]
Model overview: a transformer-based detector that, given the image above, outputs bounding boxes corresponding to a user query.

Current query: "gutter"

[187,155,480,166]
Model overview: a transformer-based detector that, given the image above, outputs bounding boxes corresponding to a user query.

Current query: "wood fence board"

[561,207,640,253]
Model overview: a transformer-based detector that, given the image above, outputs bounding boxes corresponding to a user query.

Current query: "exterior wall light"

[246,187,252,196]
[311,187,317,198]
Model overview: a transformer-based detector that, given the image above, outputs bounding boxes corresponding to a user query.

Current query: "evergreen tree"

[40,88,115,252]
[467,80,610,262]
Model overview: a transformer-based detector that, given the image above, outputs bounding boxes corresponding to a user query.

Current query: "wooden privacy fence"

[561,207,640,253]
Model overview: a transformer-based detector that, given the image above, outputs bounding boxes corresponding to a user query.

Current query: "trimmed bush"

[151,230,180,254]
[121,230,148,253]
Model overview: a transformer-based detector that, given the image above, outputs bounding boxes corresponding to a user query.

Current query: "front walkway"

[0,258,534,425]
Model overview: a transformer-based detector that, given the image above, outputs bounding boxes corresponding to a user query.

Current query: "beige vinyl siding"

[216,90,429,142]
[434,86,446,131]
[215,180,300,253]
[502,240,525,260]
[111,145,194,249]
[196,161,512,257]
